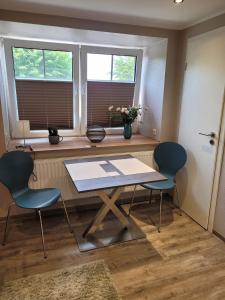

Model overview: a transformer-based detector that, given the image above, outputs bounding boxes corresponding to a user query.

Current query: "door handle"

[198,132,216,138]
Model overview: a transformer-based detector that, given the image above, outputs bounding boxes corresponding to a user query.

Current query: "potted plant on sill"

[108,105,141,139]
[48,127,63,145]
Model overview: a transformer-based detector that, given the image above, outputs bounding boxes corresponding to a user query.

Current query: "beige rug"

[0,260,121,300]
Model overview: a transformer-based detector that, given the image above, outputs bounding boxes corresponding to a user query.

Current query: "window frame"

[4,39,80,138]
[80,46,143,135]
[3,39,143,138]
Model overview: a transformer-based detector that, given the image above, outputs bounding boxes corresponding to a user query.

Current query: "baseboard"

[213,230,225,243]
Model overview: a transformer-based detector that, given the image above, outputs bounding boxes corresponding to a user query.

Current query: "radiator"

[29,151,154,201]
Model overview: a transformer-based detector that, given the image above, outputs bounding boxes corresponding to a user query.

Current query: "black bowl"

[86,125,106,143]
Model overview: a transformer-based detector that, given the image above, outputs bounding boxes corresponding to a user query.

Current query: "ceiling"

[0,0,225,30]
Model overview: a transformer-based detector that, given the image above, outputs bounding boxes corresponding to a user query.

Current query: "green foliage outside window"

[13,48,44,79]
[13,48,136,82]
[44,50,72,80]
[113,56,136,82]
[13,48,73,81]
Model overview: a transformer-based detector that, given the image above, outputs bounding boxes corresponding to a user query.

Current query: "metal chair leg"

[2,203,14,246]
[149,189,153,205]
[158,191,163,233]
[38,210,47,259]
[128,185,137,216]
[175,185,182,216]
[61,198,73,233]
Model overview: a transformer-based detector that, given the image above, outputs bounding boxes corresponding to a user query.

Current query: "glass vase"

[123,123,132,139]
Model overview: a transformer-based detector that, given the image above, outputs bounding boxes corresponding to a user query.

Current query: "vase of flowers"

[108,105,141,139]
[123,123,132,139]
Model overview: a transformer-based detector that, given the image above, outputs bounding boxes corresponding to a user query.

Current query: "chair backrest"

[0,151,33,196]
[154,142,187,178]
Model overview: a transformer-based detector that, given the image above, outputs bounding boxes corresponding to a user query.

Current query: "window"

[13,48,73,81]
[4,40,142,137]
[113,56,136,82]
[87,54,111,81]
[10,44,77,131]
[84,48,141,128]
[87,54,136,82]
[13,48,44,80]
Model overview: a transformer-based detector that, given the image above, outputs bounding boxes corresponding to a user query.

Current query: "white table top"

[64,154,166,192]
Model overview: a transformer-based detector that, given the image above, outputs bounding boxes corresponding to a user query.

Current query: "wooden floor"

[1,199,225,300]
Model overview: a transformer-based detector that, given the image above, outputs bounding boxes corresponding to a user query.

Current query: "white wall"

[140,40,167,140]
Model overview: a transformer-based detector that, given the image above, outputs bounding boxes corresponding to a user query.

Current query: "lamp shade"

[16,120,30,138]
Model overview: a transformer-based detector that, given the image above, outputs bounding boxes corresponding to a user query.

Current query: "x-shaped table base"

[83,187,129,237]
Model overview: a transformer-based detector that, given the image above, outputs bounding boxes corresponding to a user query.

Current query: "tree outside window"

[87,54,136,82]
[13,48,73,81]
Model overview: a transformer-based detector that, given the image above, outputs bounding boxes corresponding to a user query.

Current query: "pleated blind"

[15,80,134,130]
[15,80,73,130]
[87,81,135,127]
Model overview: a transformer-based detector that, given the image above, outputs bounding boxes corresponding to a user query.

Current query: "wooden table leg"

[84,187,129,236]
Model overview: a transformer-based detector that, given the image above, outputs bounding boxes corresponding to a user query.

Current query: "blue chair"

[129,142,187,232]
[0,151,73,258]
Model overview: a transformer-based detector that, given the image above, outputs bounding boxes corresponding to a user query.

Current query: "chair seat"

[141,175,175,190]
[15,188,61,209]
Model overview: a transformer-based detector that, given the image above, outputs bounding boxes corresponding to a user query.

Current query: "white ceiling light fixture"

[174,0,184,4]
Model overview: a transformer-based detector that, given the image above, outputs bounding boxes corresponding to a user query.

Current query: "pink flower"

[108,105,114,111]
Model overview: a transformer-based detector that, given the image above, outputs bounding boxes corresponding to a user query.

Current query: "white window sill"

[12,125,138,139]
[8,134,159,159]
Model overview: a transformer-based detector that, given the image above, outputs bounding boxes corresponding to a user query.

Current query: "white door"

[178,27,225,229]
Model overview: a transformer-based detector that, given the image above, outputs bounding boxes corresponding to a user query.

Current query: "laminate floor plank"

[0,201,225,300]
